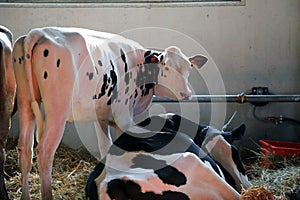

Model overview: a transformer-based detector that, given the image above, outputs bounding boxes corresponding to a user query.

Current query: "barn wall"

[2,0,300,156]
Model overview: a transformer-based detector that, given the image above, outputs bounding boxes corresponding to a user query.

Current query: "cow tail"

[23,30,45,143]
[31,101,43,142]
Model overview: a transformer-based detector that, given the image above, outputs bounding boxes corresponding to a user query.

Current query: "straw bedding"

[242,153,300,200]
[4,138,300,199]
[5,138,97,200]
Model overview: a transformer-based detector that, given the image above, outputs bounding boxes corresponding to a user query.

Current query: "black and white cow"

[144,114,252,191]
[13,27,208,199]
[86,114,251,199]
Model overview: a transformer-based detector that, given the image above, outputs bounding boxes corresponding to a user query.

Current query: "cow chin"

[155,85,191,100]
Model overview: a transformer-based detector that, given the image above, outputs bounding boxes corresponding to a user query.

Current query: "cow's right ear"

[189,55,208,69]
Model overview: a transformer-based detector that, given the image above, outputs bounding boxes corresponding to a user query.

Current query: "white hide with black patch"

[154,114,252,191]
[12,27,208,200]
[85,115,248,200]
[96,152,240,200]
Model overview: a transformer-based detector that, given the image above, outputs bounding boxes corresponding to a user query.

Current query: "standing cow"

[0,25,16,200]
[12,27,208,199]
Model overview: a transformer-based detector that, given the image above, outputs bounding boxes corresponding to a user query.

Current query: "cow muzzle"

[180,92,192,100]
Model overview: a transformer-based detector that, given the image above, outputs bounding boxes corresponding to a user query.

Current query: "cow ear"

[189,55,208,69]
[230,124,246,141]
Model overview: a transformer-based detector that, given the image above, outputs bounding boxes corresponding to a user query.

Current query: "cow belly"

[69,98,113,122]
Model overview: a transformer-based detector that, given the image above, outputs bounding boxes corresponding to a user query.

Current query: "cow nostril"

[180,92,191,100]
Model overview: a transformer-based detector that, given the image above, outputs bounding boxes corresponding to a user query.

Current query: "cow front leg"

[95,121,112,159]
[37,117,66,200]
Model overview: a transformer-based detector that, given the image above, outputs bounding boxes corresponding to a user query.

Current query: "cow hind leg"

[17,101,37,200]
[18,117,35,200]
[36,117,66,200]
[13,35,36,200]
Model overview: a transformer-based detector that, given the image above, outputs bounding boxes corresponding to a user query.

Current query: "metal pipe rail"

[152,94,300,103]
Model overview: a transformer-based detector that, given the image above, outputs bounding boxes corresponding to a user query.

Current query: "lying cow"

[0,25,16,200]
[139,114,252,191]
[12,27,208,199]
[86,115,248,200]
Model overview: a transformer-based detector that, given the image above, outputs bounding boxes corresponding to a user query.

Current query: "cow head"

[146,46,207,100]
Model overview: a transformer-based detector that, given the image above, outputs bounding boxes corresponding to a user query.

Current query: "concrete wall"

[2,0,300,157]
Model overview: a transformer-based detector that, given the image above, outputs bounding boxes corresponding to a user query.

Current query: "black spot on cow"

[56,59,60,67]
[44,49,49,57]
[107,179,190,200]
[89,72,94,80]
[160,55,164,62]
[43,71,48,79]
[132,154,187,187]
[155,166,187,187]
[125,98,128,105]
[26,53,30,59]
[120,48,127,71]
[125,72,130,85]
[92,94,97,100]
[18,57,22,64]
[87,72,94,80]
[94,66,99,75]
[106,60,118,105]
[107,71,116,97]
[144,50,151,58]
[98,59,103,67]
[107,98,112,106]
[97,74,108,99]
[120,49,130,85]
[13,57,16,63]
[110,59,115,71]
[125,86,129,94]
[134,89,138,98]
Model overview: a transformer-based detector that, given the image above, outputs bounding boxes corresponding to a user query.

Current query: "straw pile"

[5,137,98,200]
[244,153,300,200]
[240,185,275,200]
[4,138,300,199]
